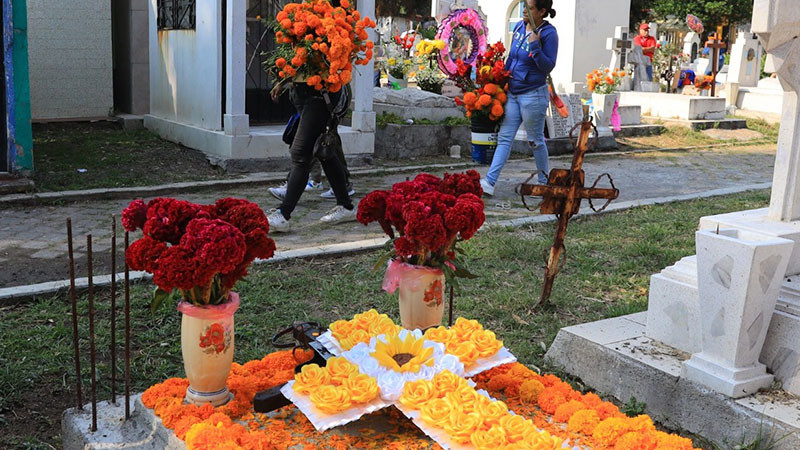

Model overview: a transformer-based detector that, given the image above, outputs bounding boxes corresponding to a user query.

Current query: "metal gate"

[245,0,295,124]
[1,0,8,173]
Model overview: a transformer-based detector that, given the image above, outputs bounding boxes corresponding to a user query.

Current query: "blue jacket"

[507,20,558,95]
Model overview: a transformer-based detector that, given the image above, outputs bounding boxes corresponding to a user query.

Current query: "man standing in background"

[634,23,657,81]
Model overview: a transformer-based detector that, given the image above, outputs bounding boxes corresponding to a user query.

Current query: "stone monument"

[726,31,764,108]
[628,46,650,92]
[606,26,634,91]
[683,32,701,62]
[646,0,800,398]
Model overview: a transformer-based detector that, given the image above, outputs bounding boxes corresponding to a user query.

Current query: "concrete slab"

[545,315,800,449]
[643,116,748,131]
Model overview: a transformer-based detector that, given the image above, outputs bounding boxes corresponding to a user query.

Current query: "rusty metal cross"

[705,35,727,97]
[517,105,619,307]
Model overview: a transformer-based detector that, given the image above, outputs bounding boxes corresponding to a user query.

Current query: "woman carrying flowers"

[479,0,558,196]
[267,0,374,232]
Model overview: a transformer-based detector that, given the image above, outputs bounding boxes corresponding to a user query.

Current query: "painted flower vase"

[179,292,240,406]
[385,260,445,330]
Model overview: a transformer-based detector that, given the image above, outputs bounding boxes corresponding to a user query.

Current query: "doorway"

[245,0,295,125]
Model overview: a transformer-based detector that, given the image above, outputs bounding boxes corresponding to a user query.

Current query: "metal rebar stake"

[124,231,131,420]
[67,218,83,410]
[87,235,97,432]
[110,217,117,404]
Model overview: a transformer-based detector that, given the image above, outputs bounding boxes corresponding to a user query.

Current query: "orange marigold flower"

[614,431,659,450]
[594,401,624,420]
[484,83,499,95]
[537,388,567,414]
[567,408,600,435]
[477,94,492,108]
[486,373,513,392]
[341,0,350,8]
[491,104,504,117]
[519,379,545,404]
[275,57,287,69]
[653,431,695,450]
[581,392,603,407]
[593,417,633,447]
[553,399,585,423]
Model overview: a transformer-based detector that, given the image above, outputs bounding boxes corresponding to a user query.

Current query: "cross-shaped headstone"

[606,26,633,70]
[705,35,726,97]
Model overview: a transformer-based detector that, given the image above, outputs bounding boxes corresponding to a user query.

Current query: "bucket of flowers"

[267,0,375,94]
[356,171,486,330]
[122,197,276,406]
[452,42,511,165]
[383,52,415,89]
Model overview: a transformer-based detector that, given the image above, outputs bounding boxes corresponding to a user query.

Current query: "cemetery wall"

[148,0,223,131]
[375,123,469,159]
[26,0,113,120]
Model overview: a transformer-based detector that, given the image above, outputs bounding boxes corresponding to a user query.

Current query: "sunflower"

[371,332,434,373]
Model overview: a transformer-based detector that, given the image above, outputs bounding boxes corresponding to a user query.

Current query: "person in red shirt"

[634,22,657,80]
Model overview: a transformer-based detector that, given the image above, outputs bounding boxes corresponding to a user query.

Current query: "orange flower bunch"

[272,0,375,93]
[423,317,503,367]
[397,370,564,449]
[453,42,511,123]
[587,66,627,94]
[694,75,713,90]
[141,349,313,447]
[459,84,508,122]
[328,308,400,350]
[292,357,379,414]
[472,363,702,450]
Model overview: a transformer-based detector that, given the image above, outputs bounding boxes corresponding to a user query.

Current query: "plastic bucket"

[471,131,498,165]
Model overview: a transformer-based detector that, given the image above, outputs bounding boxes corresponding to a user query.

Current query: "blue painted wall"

[3,0,33,175]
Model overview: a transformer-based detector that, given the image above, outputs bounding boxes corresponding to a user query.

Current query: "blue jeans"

[487,84,550,185]
[646,65,653,81]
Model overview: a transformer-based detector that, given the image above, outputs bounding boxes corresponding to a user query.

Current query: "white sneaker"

[306,181,323,191]
[268,183,287,201]
[320,186,356,200]
[319,205,357,224]
[269,181,322,201]
[480,178,495,197]
[266,209,291,233]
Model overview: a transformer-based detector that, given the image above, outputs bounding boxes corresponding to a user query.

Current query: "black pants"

[280,85,353,219]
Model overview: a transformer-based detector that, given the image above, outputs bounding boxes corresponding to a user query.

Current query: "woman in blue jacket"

[480,0,558,196]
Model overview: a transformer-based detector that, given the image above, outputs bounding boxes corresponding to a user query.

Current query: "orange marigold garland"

[269,0,375,93]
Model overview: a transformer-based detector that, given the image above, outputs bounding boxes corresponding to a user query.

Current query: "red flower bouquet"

[269,0,376,93]
[357,170,486,283]
[453,42,511,123]
[122,198,276,309]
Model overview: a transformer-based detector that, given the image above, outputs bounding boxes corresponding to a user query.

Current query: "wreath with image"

[436,8,488,77]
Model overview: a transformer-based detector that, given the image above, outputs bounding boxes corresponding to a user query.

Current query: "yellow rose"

[325,357,359,384]
[424,326,453,345]
[523,430,564,449]
[419,398,453,428]
[444,385,481,414]
[398,378,438,410]
[292,364,331,395]
[435,40,446,50]
[354,309,380,330]
[499,414,534,443]
[444,412,483,444]
[349,328,371,345]
[448,341,480,366]
[453,317,483,334]
[433,370,468,396]
[368,317,398,336]
[342,372,379,404]
[329,319,354,341]
[471,425,509,449]
[310,385,352,415]
[475,398,508,428]
[472,329,503,358]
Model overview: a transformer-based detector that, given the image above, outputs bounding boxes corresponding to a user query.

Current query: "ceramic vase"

[179,292,239,406]
[394,265,446,330]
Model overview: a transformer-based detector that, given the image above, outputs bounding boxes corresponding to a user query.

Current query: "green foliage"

[376,112,470,128]
[621,396,647,417]
[725,422,794,450]
[375,0,430,18]
[648,0,754,31]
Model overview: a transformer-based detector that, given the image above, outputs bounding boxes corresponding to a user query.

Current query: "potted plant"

[586,66,627,130]
[452,42,511,164]
[122,198,276,406]
[356,171,485,330]
[384,54,414,89]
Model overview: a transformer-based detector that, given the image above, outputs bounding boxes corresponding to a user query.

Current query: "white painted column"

[351,0,376,134]
[224,0,249,136]
[752,0,800,222]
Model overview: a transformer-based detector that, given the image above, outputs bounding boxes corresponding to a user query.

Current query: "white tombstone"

[606,26,634,72]
[646,0,800,399]
[728,31,762,87]
[628,46,650,91]
[683,32,702,62]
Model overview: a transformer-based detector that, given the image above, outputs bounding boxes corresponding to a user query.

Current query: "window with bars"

[158,0,196,30]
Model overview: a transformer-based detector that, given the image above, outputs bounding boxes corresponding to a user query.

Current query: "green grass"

[32,123,230,192]
[376,112,470,128]
[0,189,771,447]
